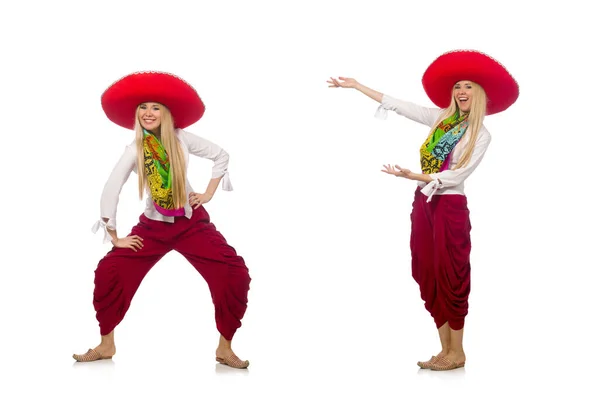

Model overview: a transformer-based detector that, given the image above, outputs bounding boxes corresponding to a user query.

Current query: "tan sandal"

[417,355,439,369]
[73,348,113,362]
[216,354,249,369]
[429,356,465,371]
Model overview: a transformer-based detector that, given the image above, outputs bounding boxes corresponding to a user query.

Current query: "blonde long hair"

[429,82,487,169]
[134,104,187,208]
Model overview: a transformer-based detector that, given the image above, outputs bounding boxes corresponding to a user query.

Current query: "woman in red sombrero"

[72,71,251,368]
[327,50,518,371]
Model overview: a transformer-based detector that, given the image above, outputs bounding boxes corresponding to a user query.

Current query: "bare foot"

[73,344,116,362]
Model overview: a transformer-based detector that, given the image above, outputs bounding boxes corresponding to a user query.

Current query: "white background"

[1,0,597,398]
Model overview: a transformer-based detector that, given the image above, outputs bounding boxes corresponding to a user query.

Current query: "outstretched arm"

[327,77,383,103]
[328,76,440,126]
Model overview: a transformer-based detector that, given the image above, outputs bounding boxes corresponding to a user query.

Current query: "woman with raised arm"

[73,71,251,369]
[328,50,518,371]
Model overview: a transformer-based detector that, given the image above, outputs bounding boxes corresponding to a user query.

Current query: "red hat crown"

[101,71,205,130]
[421,49,519,115]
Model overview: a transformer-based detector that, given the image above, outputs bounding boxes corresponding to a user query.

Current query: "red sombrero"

[422,50,519,115]
[101,71,205,130]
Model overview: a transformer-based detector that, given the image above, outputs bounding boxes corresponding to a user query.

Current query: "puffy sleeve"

[375,94,442,127]
[178,129,233,191]
[91,143,136,242]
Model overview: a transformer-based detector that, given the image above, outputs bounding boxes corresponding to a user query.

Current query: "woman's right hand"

[327,77,358,89]
[112,235,144,252]
[328,77,383,103]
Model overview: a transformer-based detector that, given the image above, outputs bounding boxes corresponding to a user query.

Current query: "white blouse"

[91,129,233,242]
[375,94,491,202]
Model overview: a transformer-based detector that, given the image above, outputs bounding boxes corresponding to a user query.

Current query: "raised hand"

[327,76,358,89]
[381,164,414,180]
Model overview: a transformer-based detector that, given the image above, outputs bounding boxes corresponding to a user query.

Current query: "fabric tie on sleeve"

[374,104,389,120]
[420,179,442,203]
[221,171,233,191]
[91,219,112,243]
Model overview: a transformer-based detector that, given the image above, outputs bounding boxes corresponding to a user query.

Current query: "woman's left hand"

[189,192,213,209]
[381,164,414,180]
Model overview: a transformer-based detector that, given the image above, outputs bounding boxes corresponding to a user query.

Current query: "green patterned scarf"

[143,129,184,216]
[420,112,469,174]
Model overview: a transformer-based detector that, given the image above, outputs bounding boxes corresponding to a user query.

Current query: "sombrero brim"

[422,50,519,115]
[101,71,205,130]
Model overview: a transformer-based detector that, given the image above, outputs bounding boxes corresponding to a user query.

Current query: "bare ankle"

[218,335,232,350]
[96,341,116,353]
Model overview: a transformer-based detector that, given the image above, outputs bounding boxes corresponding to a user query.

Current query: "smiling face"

[138,102,162,133]
[453,81,474,114]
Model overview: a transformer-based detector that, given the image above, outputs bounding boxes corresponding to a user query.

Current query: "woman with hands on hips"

[327,50,519,371]
[73,71,251,369]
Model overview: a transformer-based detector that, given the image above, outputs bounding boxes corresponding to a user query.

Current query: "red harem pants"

[410,186,471,330]
[93,205,251,340]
